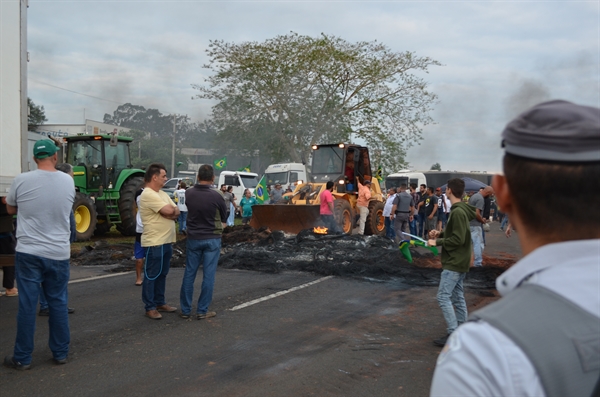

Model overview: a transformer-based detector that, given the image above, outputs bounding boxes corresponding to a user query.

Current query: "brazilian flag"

[238,163,251,172]
[213,156,227,170]
[375,165,384,182]
[254,175,270,204]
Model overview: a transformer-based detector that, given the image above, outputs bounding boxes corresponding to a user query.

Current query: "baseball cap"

[501,100,600,162]
[33,139,60,159]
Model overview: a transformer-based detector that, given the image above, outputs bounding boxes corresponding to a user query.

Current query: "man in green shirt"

[428,178,476,347]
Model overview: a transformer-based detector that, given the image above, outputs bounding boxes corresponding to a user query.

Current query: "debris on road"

[72,225,514,289]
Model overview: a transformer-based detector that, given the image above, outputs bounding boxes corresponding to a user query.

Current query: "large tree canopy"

[193,32,441,171]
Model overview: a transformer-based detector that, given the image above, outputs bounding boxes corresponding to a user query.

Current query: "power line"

[29,79,123,104]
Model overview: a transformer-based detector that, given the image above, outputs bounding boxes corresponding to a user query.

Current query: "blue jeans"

[384,217,395,239]
[180,238,221,315]
[14,252,70,364]
[417,213,426,238]
[227,203,235,226]
[470,225,484,267]
[500,215,509,230]
[178,211,188,233]
[437,269,467,334]
[142,244,172,311]
[409,215,417,236]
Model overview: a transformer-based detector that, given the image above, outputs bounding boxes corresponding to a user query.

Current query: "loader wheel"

[116,176,144,236]
[334,200,354,234]
[365,201,385,236]
[73,192,97,241]
[94,217,112,236]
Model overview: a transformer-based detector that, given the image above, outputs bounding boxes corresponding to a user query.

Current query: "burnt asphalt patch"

[71,225,510,289]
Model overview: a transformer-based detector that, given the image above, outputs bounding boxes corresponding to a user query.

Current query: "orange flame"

[313,226,328,235]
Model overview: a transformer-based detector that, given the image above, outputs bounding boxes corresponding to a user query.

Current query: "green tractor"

[63,134,145,241]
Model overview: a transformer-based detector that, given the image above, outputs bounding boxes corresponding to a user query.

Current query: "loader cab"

[65,135,133,192]
[310,143,372,193]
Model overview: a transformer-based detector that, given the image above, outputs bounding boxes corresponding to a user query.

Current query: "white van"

[263,163,308,191]
[218,171,259,199]
[385,170,426,190]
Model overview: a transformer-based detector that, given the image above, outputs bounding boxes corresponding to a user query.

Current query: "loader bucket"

[250,204,321,234]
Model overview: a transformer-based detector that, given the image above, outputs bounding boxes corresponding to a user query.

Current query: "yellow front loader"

[250,143,385,235]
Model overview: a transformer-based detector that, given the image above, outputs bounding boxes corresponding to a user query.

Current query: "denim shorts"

[134,241,145,259]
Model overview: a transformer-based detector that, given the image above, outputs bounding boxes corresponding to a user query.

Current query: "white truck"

[217,171,259,200]
[384,170,426,190]
[0,0,28,266]
[262,163,308,191]
[1,0,28,199]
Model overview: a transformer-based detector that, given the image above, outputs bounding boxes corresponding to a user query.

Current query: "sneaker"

[3,356,31,370]
[196,311,216,320]
[53,357,68,365]
[179,313,191,319]
[145,310,162,320]
[156,304,177,313]
[433,335,450,347]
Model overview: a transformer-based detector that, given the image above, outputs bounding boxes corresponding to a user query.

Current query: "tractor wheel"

[73,192,97,241]
[116,176,144,236]
[334,199,354,234]
[365,201,385,236]
[94,217,112,236]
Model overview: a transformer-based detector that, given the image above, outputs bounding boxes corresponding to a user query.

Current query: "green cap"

[33,139,60,159]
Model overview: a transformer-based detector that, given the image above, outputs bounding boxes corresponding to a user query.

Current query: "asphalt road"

[0,225,519,397]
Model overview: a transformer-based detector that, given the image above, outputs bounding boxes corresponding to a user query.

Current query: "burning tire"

[334,199,354,234]
[365,201,385,236]
[73,192,97,241]
[116,176,144,236]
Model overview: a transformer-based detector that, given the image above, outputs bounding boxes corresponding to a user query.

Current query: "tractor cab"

[310,143,373,193]
[62,134,144,240]
[65,134,133,193]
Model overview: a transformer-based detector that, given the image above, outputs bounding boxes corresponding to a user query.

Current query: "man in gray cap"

[430,100,600,397]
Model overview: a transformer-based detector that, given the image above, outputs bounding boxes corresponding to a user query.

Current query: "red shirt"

[320,189,334,215]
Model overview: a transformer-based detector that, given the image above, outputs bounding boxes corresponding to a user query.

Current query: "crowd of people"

[2,99,599,397]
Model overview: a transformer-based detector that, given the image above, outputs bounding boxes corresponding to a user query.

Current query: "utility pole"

[171,114,176,178]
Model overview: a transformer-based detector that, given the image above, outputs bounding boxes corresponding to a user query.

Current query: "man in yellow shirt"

[139,163,180,320]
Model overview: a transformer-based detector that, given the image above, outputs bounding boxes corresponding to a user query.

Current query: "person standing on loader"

[356,179,371,235]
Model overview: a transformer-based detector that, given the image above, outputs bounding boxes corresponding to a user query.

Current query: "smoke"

[504,78,551,120]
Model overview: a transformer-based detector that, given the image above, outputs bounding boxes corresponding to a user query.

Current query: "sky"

[25,0,599,173]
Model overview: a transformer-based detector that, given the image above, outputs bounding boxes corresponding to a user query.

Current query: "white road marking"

[229,275,334,311]
[69,271,132,284]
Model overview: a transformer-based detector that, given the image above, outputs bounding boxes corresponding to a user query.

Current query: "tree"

[193,32,441,171]
[430,162,441,171]
[28,98,48,129]
[104,103,190,170]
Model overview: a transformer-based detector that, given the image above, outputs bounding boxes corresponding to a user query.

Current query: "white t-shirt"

[174,188,187,212]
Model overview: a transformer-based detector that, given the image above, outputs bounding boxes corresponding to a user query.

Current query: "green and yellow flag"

[254,175,270,204]
[213,156,227,170]
[375,165,384,182]
[238,163,251,172]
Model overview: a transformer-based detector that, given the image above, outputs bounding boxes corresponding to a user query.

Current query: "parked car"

[161,177,195,199]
